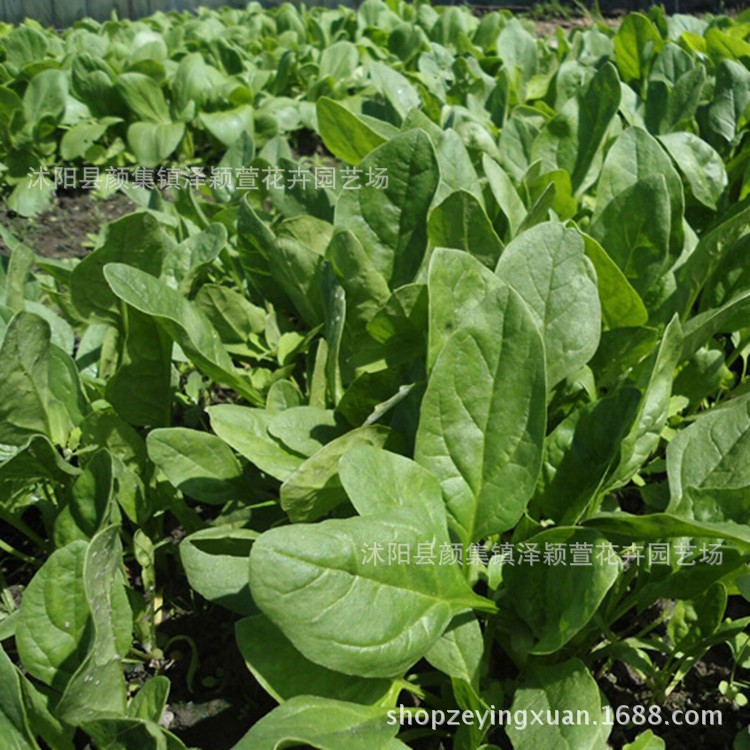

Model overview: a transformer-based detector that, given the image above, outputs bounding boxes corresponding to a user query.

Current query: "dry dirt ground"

[0,191,136,258]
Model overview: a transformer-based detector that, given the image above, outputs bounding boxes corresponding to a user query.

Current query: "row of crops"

[0,0,742,28]
[2,2,750,749]
[0,0,256,28]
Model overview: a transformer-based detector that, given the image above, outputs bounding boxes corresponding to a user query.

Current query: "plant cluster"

[1,2,750,749]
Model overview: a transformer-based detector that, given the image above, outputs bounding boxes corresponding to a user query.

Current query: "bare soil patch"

[0,191,135,259]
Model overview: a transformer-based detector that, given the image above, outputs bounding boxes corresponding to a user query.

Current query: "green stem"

[163,634,200,693]
[0,506,50,553]
[0,538,37,565]
[0,568,18,612]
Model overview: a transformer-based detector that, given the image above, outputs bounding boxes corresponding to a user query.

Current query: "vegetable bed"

[2,2,750,749]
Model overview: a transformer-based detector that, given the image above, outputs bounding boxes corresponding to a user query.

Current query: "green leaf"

[117,73,170,123]
[589,176,671,297]
[268,407,343,458]
[11,673,73,750]
[426,247,501,373]
[162,224,228,293]
[526,169,577,222]
[200,105,253,147]
[105,307,172,428]
[706,28,750,66]
[370,62,420,121]
[533,388,641,524]
[5,241,34,313]
[427,190,504,269]
[236,614,391,703]
[607,316,683,487]
[571,62,621,191]
[497,19,537,82]
[320,41,359,81]
[624,730,666,750]
[316,98,386,165]
[104,264,262,405]
[266,381,305,411]
[682,289,750,358]
[496,222,601,388]
[53,450,114,547]
[249,505,487,677]
[424,613,483,689]
[584,512,750,549]
[613,13,664,84]
[508,659,610,749]
[593,126,684,255]
[269,234,326,328]
[673,344,733,405]
[0,435,78,486]
[270,160,333,222]
[56,526,131,724]
[415,286,546,543]
[71,213,164,324]
[280,425,396,522]
[232,696,398,750]
[128,676,170,723]
[658,132,727,210]
[517,182,555,234]
[704,60,750,146]
[323,269,346,406]
[69,55,123,121]
[434,130,483,205]
[0,312,50,446]
[6,181,55,219]
[338,446,448,532]
[127,121,185,168]
[80,412,147,473]
[173,53,226,112]
[674,202,750,321]
[645,67,705,135]
[23,69,68,125]
[505,528,620,654]
[667,583,726,650]
[208,405,304,481]
[698,230,750,312]
[667,393,750,512]
[4,26,48,68]
[180,527,257,615]
[0,645,38,750]
[326,229,391,334]
[581,233,648,329]
[336,129,439,287]
[60,120,112,161]
[482,155,525,239]
[29,304,75,356]
[47,345,89,445]
[366,283,428,350]
[14,542,86,690]
[194,284,266,344]
[147,428,248,504]
[82,718,188,750]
